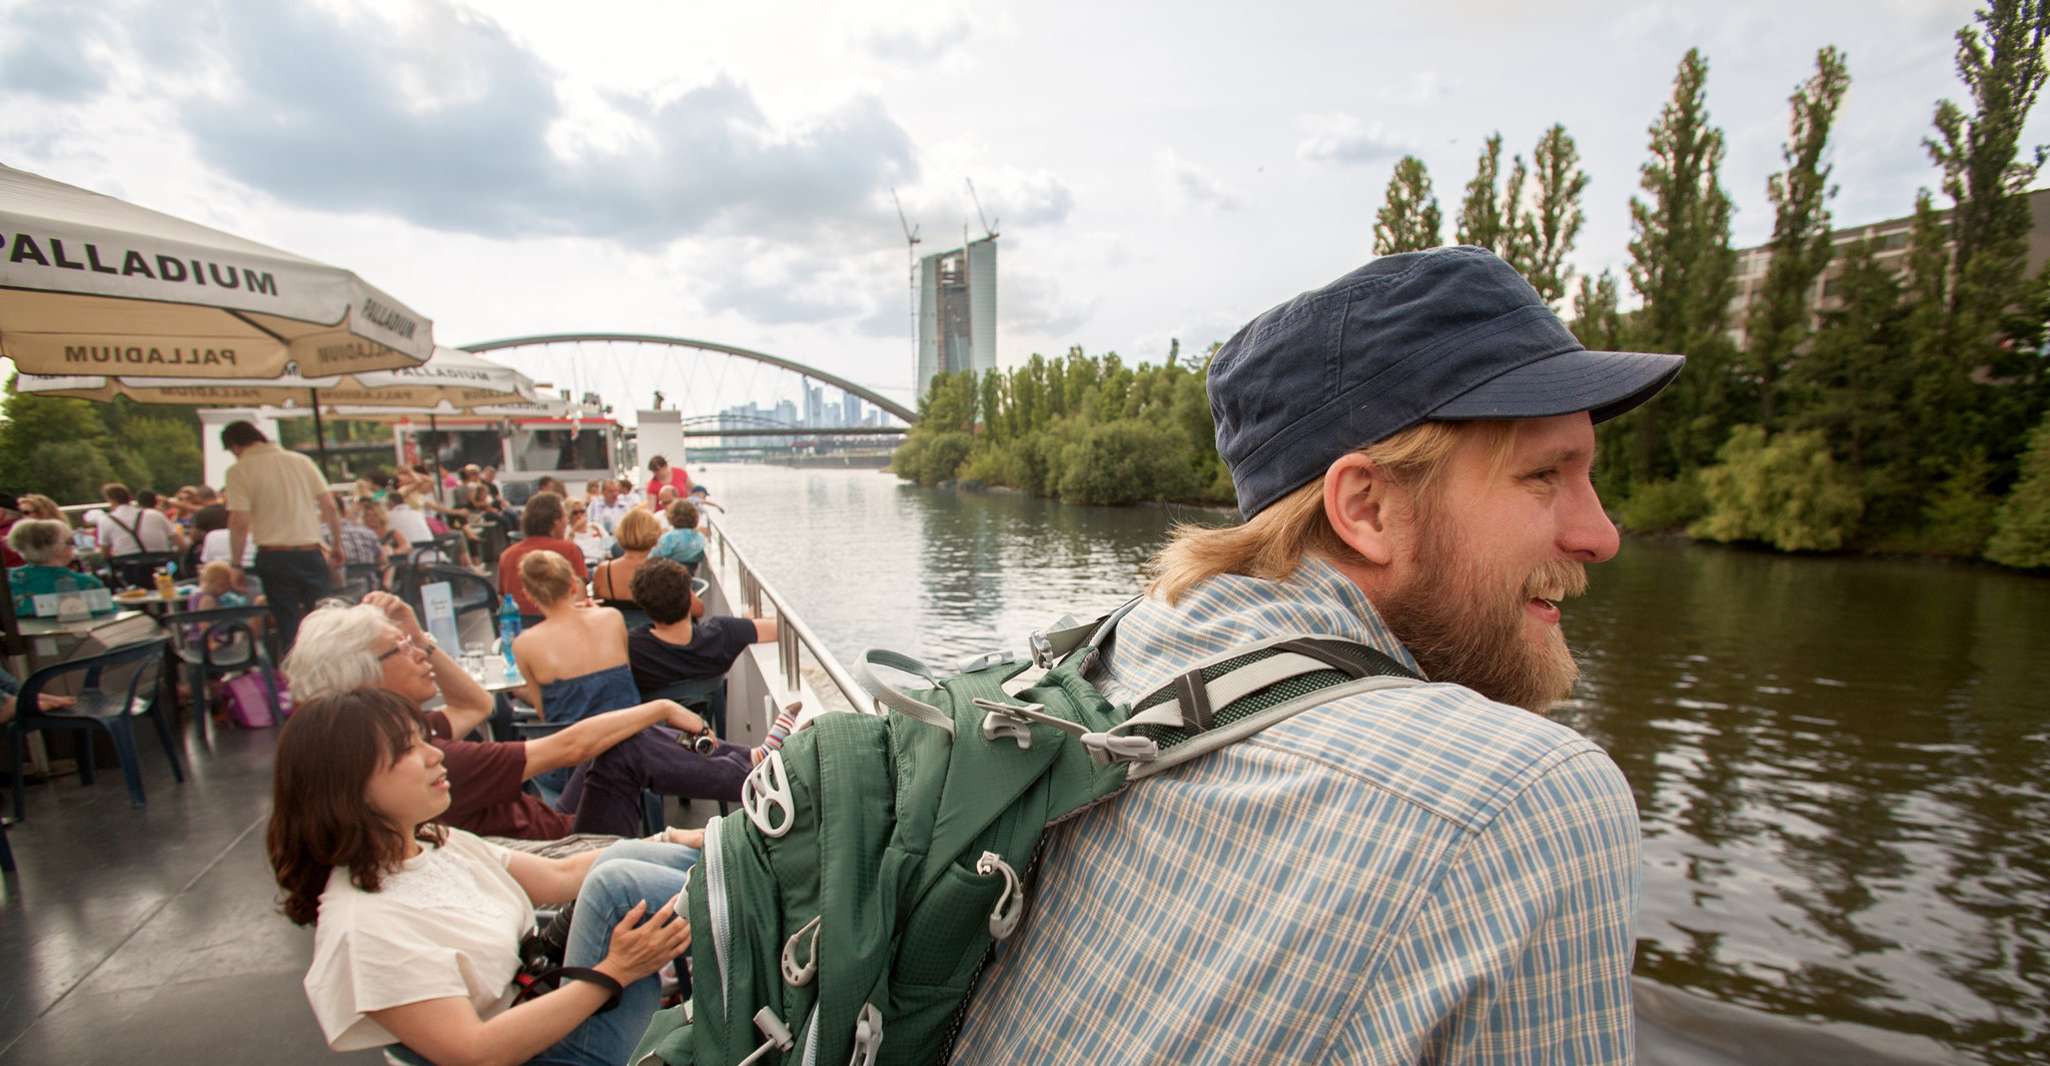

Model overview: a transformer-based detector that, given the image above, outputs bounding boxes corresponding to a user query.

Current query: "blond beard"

[1374,520,1588,714]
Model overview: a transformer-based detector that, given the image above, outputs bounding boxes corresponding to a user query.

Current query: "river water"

[696,462,2050,1065]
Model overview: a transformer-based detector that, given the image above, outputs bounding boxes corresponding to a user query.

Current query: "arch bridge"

[460,333,919,426]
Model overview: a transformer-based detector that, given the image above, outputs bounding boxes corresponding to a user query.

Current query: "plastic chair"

[335,562,384,603]
[419,565,501,637]
[106,550,183,591]
[7,637,181,817]
[168,606,284,748]
[646,676,728,740]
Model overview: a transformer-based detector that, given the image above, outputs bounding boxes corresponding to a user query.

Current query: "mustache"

[1523,560,1588,601]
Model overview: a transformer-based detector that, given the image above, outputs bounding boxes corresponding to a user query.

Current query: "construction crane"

[965,178,1000,241]
[891,187,921,367]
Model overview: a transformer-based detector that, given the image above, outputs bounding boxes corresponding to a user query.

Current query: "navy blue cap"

[1210,246,1684,518]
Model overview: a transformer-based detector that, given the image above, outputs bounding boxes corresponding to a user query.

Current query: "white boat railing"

[702,518,870,716]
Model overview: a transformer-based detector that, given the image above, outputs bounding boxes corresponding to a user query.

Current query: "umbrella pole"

[431,413,445,504]
[310,388,333,482]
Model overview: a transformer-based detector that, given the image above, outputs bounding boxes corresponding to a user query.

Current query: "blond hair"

[615,508,661,552]
[19,494,66,525]
[1148,421,1515,605]
[519,549,578,606]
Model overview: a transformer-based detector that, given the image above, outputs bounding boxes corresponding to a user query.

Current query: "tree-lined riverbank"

[894,1,2050,570]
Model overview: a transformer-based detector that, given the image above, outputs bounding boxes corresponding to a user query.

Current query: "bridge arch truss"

[459,333,918,424]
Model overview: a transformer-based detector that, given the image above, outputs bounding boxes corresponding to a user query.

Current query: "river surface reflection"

[698,462,2050,1064]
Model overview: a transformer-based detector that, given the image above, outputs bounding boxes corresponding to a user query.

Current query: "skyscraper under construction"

[915,236,996,403]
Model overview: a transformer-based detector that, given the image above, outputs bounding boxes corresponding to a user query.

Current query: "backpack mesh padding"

[1129,646,1359,751]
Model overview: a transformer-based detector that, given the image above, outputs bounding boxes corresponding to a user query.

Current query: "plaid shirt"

[951,557,1640,1064]
[334,521,383,566]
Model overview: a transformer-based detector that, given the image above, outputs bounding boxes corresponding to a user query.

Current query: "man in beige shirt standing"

[222,420,344,653]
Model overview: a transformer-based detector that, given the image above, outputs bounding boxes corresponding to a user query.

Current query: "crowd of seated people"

[267,495,792,1064]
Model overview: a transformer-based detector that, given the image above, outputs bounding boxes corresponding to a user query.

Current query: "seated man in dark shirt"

[626,557,778,707]
[283,592,749,841]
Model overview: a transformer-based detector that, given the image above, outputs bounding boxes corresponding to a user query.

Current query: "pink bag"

[222,671,291,729]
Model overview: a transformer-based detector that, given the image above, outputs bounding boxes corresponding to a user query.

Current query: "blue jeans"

[251,547,332,653]
[532,840,701,1066]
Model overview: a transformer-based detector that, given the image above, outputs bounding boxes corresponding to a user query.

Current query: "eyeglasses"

[377,633,424,661]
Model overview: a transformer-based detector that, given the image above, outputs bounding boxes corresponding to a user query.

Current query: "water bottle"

[498,594,522,666]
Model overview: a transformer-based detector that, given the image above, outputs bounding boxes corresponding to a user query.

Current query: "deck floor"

[1,724,377,1065]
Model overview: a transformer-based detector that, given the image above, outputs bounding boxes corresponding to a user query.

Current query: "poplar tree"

[1521,124,1590,305]
[1570,270,1624,352]
[1373,156,1444,254]
[1747,46,1851,430]
[1456,134,1509,249]
[1927,0,2050,491]
[1624,48,1737,482]
[1928,0,2050,333]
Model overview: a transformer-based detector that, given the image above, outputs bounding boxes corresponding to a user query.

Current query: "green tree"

[1747,46,1851,430]
[1784,240,1920,534]
[1456,133,1510,250]
[1987,410,2050,566]
[1928,0,2050,334]
[1570,271,1625,352]
[1690,425,1865,551]
[1374,155,1444,254]
[1622,47,1738,485]
[1520,124,1589,305]
[0,386,125,504]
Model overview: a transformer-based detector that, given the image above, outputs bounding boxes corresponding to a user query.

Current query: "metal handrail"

[703,519,872,715]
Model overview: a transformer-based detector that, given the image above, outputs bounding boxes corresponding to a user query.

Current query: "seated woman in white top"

[271,687,699,1065]
[384,494,442,562]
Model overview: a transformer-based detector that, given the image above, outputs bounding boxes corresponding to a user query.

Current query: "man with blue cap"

[953,247,1682,1064]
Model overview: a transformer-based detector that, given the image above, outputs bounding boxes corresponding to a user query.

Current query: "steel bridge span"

[459,332,919,424]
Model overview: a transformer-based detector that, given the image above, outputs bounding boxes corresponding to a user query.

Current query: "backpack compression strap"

[974,626,1425,779]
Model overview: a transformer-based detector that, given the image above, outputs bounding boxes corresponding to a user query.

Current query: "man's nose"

[1563,479,1621,563]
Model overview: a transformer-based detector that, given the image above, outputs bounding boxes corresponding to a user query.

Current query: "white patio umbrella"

[0,163,432,379]
[13,347,537,474]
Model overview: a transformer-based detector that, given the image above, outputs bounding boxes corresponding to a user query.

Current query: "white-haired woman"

[7,518,106,616]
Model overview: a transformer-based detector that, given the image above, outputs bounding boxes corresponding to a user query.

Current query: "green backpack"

[632,604,1419,1066]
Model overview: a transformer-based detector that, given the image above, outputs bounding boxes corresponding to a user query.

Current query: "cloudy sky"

[2,0,2039,421]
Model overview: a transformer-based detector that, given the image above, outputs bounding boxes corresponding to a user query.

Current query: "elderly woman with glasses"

[7,518,107,616]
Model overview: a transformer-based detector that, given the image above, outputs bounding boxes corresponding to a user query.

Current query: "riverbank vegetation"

[895,0,2050,570]
[892,341,1234,507]
[0,385,204,502]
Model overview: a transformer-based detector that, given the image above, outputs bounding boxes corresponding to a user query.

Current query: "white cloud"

[1157,150,1241,213]
[1296,113,1415,166]
[863,18,973,65]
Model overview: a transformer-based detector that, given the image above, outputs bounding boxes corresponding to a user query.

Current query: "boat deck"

[1,726,376,1064]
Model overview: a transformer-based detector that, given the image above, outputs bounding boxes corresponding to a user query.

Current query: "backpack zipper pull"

[781,914,822,987]
[735,1007,795,1066]
[975,851,1026,940]
[847,1003,884,1066]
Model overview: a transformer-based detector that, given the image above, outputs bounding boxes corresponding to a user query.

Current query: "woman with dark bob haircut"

[269,688,699,1065]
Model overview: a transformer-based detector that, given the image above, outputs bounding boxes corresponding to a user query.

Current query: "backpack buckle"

[980,710,1034,750]
[959,650,1010,673]
[741,750,795,838]
[974,696,1086,752]
[848,1002,884,1066]
[1028,628,1056,668]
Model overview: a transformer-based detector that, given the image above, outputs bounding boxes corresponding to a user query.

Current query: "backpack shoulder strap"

[1106,633,1423,782]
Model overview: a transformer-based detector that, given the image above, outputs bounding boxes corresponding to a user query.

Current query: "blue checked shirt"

[951,557,1641,1064]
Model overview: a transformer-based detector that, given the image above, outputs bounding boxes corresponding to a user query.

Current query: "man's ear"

[1323,453,1401,566]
